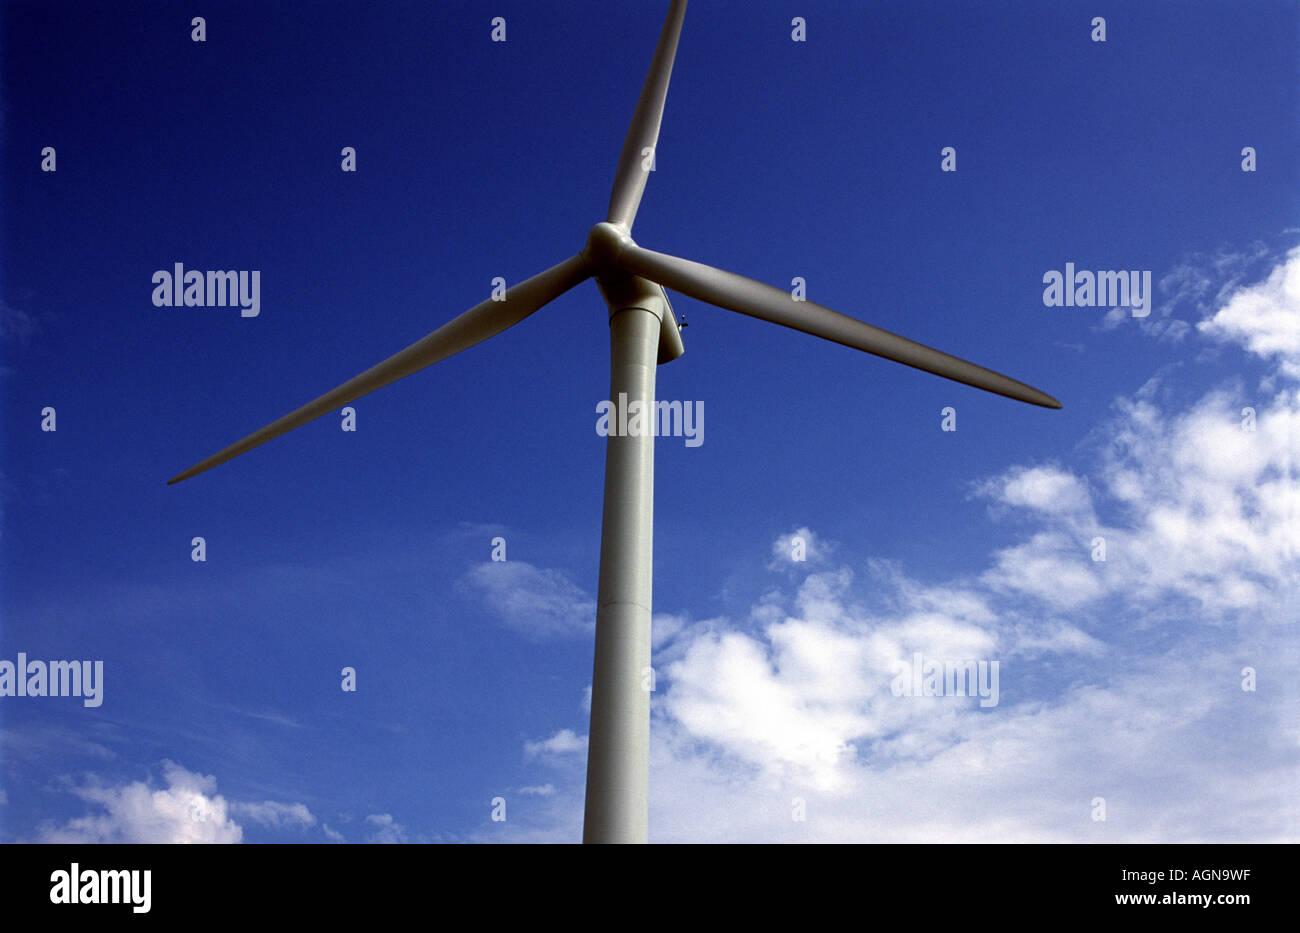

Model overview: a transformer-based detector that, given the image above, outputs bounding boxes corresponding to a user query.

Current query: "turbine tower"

[168,0,1060,843]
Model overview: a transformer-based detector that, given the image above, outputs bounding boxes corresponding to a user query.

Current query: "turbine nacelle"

[584,221,633,277]
[586,223,685,364]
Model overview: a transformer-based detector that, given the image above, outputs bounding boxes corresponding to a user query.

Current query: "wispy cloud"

[0,301,39,347]
[1,726,114,764]
[364,812,409,844]
[462,561,595,639]
[524,729,587,759]
[229,799,316,829]
[1110,241,1276,341]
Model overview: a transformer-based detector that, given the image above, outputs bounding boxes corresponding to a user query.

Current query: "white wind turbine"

[169,0,1060,843]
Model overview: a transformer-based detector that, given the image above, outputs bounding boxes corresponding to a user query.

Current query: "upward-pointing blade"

[616,242,1062,409]
[605,0,688,231]
[167,252,592,485]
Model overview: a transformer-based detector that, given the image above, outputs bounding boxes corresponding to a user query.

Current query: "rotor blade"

[617,243,1062,409]
[606,0,688,231]
[167,252,592,485]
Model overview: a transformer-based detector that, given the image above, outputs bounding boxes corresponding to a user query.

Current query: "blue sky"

[1,0,1297,842]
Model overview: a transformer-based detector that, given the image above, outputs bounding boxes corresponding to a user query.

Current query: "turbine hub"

[585,222,632,276]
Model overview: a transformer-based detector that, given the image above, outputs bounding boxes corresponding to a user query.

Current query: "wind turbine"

[168,0,1060,843]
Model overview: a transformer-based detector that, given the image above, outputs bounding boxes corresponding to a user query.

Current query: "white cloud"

[982,464,1095,521]
[643,567,1296,840]
[1198,245,1300,378]
[1088,386,1298,614]
[462,561,595,638]
[38,761,242,843]
[664,624,875,792]
[33,761,320,844]
[646,637,1297,842]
